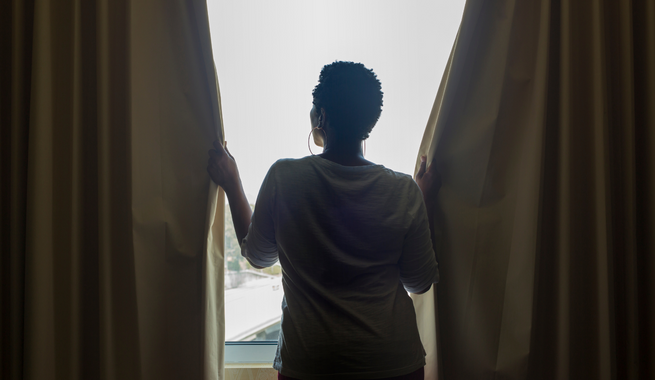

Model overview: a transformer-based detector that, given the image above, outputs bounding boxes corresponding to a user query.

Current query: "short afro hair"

[312,61,383,141]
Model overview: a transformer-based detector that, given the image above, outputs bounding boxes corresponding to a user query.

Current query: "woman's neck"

[318,136,374,167]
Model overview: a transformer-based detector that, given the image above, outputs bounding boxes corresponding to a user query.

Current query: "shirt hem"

[274,359,425,380]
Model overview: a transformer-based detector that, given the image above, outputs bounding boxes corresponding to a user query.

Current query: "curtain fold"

[1,0,225,379]
[417,0,655,379]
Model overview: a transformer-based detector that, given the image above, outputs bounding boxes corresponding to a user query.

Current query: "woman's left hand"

[415,155,441,208]
[207,140,241,194]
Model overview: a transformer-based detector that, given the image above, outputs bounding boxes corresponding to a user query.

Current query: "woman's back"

[244,155,439,379]
[208,61,441,379]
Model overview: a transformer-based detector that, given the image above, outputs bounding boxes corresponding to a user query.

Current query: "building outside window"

[224,206,284,342]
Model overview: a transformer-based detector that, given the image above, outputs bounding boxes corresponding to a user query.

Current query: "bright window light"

[207,0,465,345]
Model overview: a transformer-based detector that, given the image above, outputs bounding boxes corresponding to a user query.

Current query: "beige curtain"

[416,0,655,379]
[1,0,225,379]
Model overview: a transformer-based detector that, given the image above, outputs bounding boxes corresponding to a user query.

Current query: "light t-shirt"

[242,155,439,380]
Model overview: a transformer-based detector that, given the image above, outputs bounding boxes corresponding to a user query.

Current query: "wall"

[225,368,277,380]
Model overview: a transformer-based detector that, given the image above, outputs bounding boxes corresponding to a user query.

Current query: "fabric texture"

[242,155,439,380]
[1,0,225,379]
[416,0,655,379]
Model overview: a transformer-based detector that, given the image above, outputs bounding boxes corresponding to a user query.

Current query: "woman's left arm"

[414,154,441,244]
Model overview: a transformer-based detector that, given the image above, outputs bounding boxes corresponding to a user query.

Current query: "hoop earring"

[308,127,325,155]
[362,140,367,157]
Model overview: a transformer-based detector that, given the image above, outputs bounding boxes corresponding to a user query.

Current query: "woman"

[208,61,440,380]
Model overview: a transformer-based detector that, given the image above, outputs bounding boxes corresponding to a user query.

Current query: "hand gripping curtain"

[1,0,226,379]
[415,0,655,379]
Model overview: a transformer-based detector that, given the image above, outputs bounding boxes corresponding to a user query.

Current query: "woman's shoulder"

[268,156,314,171]
[273,156,314,165]
[263,157,317,182]
[269,156,418,190]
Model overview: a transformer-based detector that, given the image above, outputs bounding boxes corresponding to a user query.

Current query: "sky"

[207,0,466,201]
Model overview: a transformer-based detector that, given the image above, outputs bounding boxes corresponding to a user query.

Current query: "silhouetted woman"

[208,61,440,380]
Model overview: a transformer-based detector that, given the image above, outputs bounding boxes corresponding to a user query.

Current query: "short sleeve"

[398,185,439,293]
[241,163,279,268]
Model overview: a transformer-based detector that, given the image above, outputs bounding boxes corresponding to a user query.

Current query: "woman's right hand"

[207,140,240,194]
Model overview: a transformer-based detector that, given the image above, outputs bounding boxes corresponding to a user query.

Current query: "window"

[223,205,283,343]
[206,0,465,364]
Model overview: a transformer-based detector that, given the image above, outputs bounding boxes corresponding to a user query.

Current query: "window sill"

[225,341,277,367]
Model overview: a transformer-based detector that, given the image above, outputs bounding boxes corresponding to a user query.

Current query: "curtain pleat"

[1,0,225,379]
[1,1,34,379]
[417,0,655,379]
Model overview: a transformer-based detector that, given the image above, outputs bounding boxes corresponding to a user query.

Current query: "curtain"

[410,286,438,379]
[1,0,225,379]
[416,0,655,379]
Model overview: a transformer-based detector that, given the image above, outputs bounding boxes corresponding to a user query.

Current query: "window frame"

[224,341,277,367]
